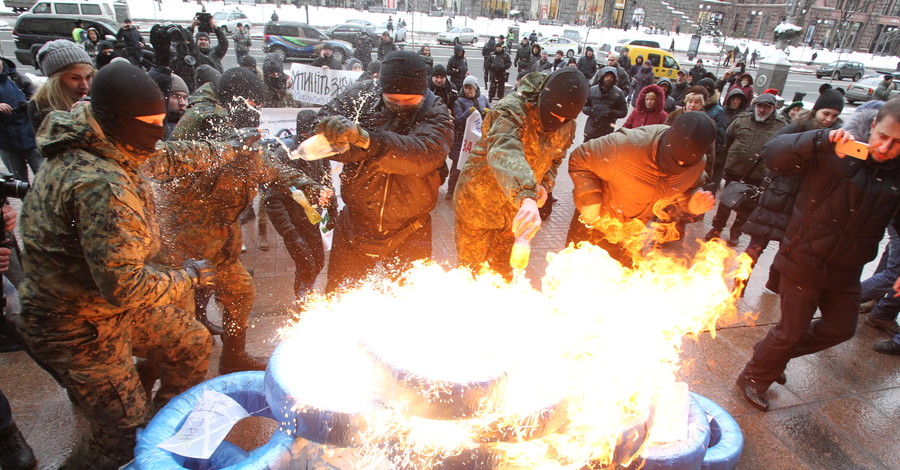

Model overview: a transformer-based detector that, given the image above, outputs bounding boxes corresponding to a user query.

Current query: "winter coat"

[656,77,677,113]
[766,128,900,287]
[630,63,655,101]
[19,101,237,324]
[569,125,705,222]
[233,27,251,54]
[722,87,749,129]
[447,44,468,89]
[482,37,496,59]
[705,91,728,158]
[313,54,342,69]
[377,37,397,60]
[726,72,754,103]
[624,84,668,129]
[195,27,229,73]
[617,53,631,72]
[454,72,576,231]
[629,57,645,77]
[873,79,893,101]
[689,64,707,85]
[577,48,597,80]
[418,49,434,74]
[551,57,566,72]
[722,108,789,180]
[116,26,143,59]
[533,57,552,72]
[488,50,512,77]
[429,79,458,111]
[318,79,453,233]
[742,112,842,242]
[671,80,688,106]
[515,44,532,73]
[0,58,36,152]
[583,68,628,140]
[451,87,490,156]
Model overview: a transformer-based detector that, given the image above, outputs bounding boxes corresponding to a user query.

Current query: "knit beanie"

[195,31,210,41]
[813,88,845,113]
[379,51,427,95]
[463,75,479,88]
[216,67,265,106]
[37,39,93,77]
[239,54,257,69]
[431,64,447,77]
[195,64,221,89]
[170,73,189,95]
[697,77,716,97]
[658,111,716,174]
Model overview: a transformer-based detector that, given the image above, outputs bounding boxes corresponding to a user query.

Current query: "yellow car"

[622,45,681,80]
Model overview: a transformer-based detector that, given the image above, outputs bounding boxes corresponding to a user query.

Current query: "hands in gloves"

[315,116,370,149]
[183,259,216,288]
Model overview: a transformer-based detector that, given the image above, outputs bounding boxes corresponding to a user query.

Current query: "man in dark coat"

[447,43,468,91]
[482,36,497,84]
[115,18,144,67]
[312,43,342,69]
[577,46,598,80]
[583,66,628,141]
[315,51,453,292]
[670,70,689,106]
[689,59,708,84]
[487,43,512,102]
[190,19,229,73]
[737,98,900,411]
[514,37,531,75]
[428,64,457,110]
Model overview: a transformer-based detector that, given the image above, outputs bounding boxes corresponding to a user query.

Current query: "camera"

[195,12,213,34]
[0,172,28,201]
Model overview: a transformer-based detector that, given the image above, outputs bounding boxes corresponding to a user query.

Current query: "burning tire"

[691,393,743,470]
[625,396,711,470]
[133,371,296,469]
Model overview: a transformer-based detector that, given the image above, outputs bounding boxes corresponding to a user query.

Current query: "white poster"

[157,390,249,459]
[258,107,303,141]
[288,64,363,106]
[456,111,483,171]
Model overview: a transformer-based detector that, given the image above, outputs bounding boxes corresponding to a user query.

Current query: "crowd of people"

[1,16,900,470]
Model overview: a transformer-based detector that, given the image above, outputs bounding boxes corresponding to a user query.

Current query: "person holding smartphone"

[191,14,229,73]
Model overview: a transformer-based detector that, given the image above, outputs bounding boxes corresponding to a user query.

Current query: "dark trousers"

[710,173,764,234]
[489,72,506,101]
[741,275,860,389]
[0,387,10,431]
[325,215,432,293]
[264,197,325,297]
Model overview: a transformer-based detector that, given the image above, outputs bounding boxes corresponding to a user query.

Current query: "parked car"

[562,29,581,43]
[613,38,662,52]
[12,13,153,69]
[436,27,477,45]
[27,0,128,22]
[347,19,375,29]
[816,61,865,81]
[212,8,251,35]
[844,76,900,103]
[537,36,582,57]
[327,23,378,47]
[264,21,354,63]
[374,21,406,43]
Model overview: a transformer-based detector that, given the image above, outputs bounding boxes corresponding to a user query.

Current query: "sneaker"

[873,339,900,355]
[864,315,900,335]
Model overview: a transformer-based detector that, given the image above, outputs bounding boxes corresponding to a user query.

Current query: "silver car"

[436,27,477,45]
[844,76,900,104]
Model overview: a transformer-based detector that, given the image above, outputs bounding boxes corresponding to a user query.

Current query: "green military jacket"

[454,72,576,230]
[19,102,238,324]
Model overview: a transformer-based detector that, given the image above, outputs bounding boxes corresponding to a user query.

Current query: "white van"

[29,0,130,23]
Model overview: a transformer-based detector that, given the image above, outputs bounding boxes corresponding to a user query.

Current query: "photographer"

[1,53,42,183]
[115,18,144,67]
[190,13,229,73]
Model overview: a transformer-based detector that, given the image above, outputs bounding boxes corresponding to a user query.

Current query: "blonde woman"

[27,40,94,131]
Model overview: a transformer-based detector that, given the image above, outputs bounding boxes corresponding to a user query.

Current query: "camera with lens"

[0,172,28,201]
[195,12,213,34]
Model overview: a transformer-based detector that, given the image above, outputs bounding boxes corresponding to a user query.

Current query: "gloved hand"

[468,106,476,114]
[482,108,490,115]
[285,238,315,263]
[315,115,370,148]
[183,259,216,288]
[230,127,262,150]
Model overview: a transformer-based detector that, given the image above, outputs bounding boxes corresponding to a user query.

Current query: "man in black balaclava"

[262,53,294,107]
[313,50,454,292]
[454,68,588,278]
[565,110,717,266]
[17,60,255,468]
[215,67,265,129]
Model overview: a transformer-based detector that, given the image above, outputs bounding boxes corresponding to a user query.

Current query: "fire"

[274,236,752,469]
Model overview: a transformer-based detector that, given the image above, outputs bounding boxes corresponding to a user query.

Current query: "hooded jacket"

[194,27,229,73]
[488,48,512,76]
[629,56,644,77]
[722,106,789,180]
[451,82,490,155]
[689,62,708,85]
[723,87,748,129]
[624,84,668,129]
[631,61,656,99]
[19,102,238,324]
[726,72,754,103]
[447,44,468,88]
[577,47,597,80]
[0,57,36,152]
[583,66,628,140]
[454,72,577,230]
[766,126,900,287]
[429,76,458,111]
[704,90,727,157]
[319,79,453,233]
[670,76,688,105]
[569,125,705,222]
[656,77,677,113]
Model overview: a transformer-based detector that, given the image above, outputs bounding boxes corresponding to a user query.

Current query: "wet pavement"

[2,119,899,469]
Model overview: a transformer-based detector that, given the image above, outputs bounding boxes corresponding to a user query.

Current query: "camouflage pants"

[209,258,256,336]
[455,218,515,279]
[20,306,210,469]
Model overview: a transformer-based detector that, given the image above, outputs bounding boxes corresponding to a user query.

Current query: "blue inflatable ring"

[633,396,711,470]
[132,371,298,470]
[691,393,744,470]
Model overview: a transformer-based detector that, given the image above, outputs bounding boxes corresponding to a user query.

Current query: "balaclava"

[263,53,287,91]
[90,61,166,152]
[657,111,716,174]
[380,51,428,117]
[538,68,589,132]
[215,67,265,128]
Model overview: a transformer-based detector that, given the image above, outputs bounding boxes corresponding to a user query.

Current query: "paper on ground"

[157,390,250,459]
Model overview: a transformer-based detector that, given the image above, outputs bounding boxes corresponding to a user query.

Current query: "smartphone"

[196,12,213,33]
[835,139,869,160]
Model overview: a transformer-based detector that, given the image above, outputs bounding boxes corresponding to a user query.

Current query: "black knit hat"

[380,51,427,95]
[697,77,716,96]
[216,67,265,106]
[659,111,716,173]
[432,64,447,77]
[813,88,845,113]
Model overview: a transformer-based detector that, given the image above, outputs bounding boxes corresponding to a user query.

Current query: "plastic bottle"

[290,186,323,224]
[509,234,531,271]
[290,134,349,161]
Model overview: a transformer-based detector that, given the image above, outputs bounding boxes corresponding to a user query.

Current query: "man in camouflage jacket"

[17,63,230,469]
[163,67,321,374]
[454,69,588,277]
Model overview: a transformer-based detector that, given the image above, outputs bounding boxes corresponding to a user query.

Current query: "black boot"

[0,422,37,470]
[219,330,268,375]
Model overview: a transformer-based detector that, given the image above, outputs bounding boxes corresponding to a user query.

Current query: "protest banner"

[456,110,483,170]
[289,63,362,105]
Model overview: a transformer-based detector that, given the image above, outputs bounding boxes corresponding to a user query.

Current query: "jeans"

[860,225,900,303]
[0,147,43,183]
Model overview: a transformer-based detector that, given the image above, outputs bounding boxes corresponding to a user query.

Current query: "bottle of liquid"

[509,234,531,271]
[290,186,323,224]
[290,134,349,161]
